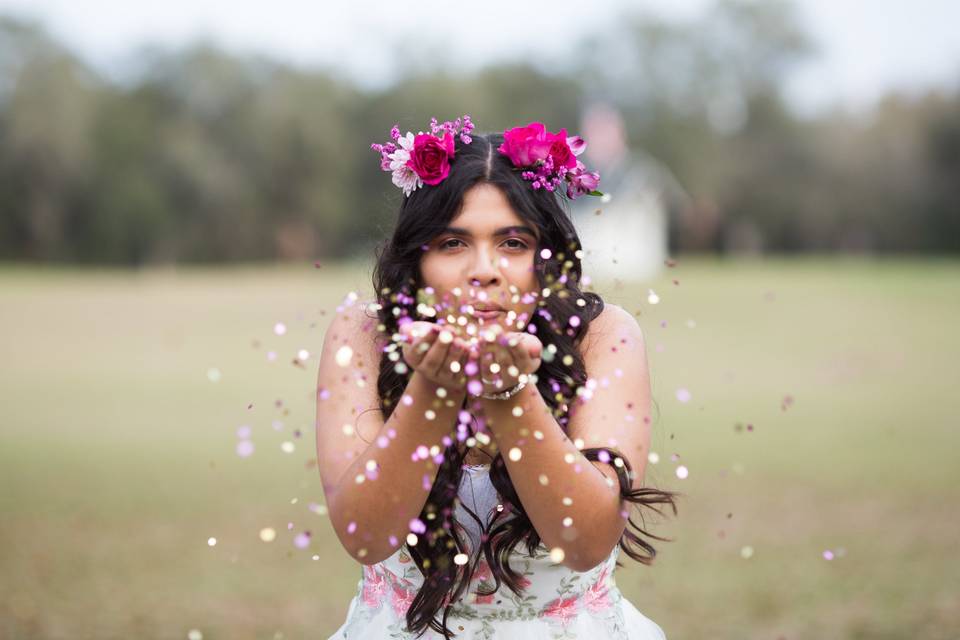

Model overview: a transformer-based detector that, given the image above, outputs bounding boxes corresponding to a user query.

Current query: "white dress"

[328,464,667,639]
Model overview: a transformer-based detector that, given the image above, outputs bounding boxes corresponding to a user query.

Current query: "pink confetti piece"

[236,441,254,458]
[409,518,426,534]
[294,531,311,549]
[676,388,691,403]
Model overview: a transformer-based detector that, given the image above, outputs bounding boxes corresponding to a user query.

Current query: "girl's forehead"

[450,207,523,228]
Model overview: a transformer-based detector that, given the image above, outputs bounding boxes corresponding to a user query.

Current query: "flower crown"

[371,115,602,200]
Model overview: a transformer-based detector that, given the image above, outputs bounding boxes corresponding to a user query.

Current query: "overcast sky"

[1,0,959,115]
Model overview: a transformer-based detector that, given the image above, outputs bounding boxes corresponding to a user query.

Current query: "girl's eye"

[438,238,529,250]
[439,238,464,250]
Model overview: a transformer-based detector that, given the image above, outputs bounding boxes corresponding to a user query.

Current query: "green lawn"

[1,256,957,639]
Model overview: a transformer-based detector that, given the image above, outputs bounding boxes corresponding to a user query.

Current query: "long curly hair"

[366,131,681,637]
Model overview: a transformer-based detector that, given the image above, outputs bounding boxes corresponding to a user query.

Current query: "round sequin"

[335,345,353,367]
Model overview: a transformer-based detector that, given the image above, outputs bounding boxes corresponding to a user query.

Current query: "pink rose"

[547,129,577,171]
[498,122,555,166]
[407,132,455,185]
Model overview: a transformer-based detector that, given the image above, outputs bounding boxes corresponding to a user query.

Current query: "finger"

[403,324,438,368]
[444,338,470,388]
[480,340,516,391]
[421,328,455,380]
[507,333,540,377]
[463,345,484,397]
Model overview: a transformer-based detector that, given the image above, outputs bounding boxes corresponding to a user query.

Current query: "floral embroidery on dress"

[331,473,666,639]
[583,565,613,613]
[541,594,581,625]
[361,565,388,609]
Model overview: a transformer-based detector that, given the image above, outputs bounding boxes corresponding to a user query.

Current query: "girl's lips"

[473,309,502,320]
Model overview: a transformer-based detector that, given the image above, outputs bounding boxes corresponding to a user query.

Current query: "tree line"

[0,1,957,265]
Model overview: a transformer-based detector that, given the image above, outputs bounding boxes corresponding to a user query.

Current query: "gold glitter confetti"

[563,453,575,464]
[259,528,276,542]
[508,447,522,461]
[562,517,573,527]
[549,547,565,563]
[454,553,469,566]
[511,406,524,417]
[406,533,419,546]
[562,497,573,506]
[741,545,754,559]
[648,452,660,464]
[207,537,217,547]
[539,474,549,485]
[335,345,353,367]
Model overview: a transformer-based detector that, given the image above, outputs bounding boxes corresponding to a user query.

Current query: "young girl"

[316,117,679,639]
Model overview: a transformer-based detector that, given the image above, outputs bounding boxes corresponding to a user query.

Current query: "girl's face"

[419,183,541,336]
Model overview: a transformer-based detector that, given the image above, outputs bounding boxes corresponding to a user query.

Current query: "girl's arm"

[316,304,466,565]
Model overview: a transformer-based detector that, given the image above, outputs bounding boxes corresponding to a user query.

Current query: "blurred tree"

[0,3,956,264]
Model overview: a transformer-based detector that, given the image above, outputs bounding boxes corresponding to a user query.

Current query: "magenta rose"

[407,132,455,185]
[498,122,555,166]
[547,128,577,171]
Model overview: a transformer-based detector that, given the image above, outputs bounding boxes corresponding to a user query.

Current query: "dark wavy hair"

[366,131,681,637]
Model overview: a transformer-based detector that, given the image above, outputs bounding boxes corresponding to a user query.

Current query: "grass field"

[1,256,958,639]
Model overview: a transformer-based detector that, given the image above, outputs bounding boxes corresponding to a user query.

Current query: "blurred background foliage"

[1,0,957,266]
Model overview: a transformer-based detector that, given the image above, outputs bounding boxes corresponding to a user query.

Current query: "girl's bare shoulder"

[328,297,389,359]
[579,302,641,361]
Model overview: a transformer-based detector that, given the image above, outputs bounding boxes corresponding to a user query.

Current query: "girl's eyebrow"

[440,225,538,239]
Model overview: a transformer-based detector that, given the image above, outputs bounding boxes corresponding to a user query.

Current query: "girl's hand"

[472,324,543,397]
[399,321,473,392]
